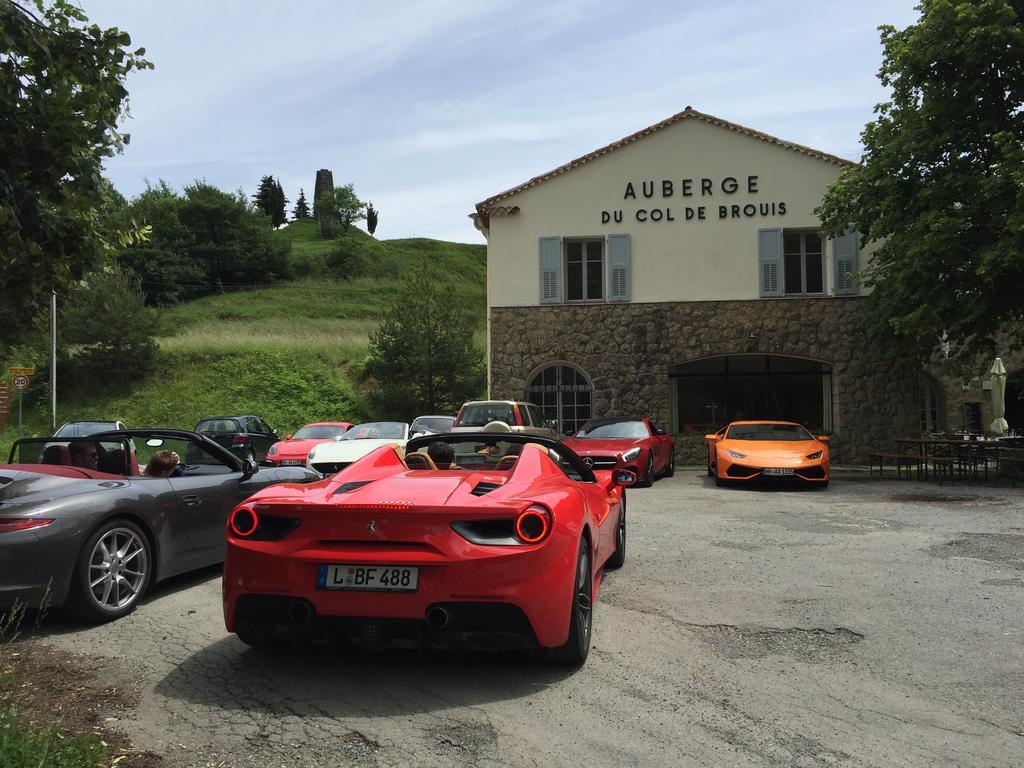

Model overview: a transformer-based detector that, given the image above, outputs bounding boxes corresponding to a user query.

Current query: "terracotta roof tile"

[475,106,858,223]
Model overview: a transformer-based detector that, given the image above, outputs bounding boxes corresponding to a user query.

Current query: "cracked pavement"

[39,475,1024,767]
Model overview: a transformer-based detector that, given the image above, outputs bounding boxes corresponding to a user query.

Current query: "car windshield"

[457,404,515,427]
[727,423,813,441]
[292,425,348,440]
[411,417,454,433]
[53,422,118,437]
[341,422,406,440]
[196,419,241,433]
[574,420,649,439]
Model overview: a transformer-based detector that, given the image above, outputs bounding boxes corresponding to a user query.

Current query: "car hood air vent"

[333,480,374,495]
[470,481,502,497]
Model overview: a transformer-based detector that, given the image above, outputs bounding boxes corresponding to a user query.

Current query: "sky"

[82,0,921,244]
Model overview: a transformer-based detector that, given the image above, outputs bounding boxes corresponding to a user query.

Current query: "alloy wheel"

[88,527,148,610]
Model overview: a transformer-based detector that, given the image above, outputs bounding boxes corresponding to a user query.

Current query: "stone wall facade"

[489,298,923,465]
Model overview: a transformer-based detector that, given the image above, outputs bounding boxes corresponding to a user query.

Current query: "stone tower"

[314,168,334,238]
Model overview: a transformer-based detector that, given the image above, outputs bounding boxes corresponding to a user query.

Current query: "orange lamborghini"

[705,421,830,487]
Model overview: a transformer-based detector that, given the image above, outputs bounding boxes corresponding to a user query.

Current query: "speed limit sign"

[12,375,29,390]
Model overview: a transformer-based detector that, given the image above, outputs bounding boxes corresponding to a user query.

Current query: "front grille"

[313,461,351,475]
[585,455,619,469]
[726,464,759,478]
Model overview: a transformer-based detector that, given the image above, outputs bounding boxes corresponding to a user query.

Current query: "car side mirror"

[654,427,666,435]
[613,469,637,487]
[818,435,830,443]
[704,433,718,441]
[241,458,258,478]
[284,433,292,440]
[547,420,558,430]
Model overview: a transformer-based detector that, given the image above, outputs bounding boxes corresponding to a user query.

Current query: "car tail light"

[232,434,247,445]
[229,507,259,537]
[514,505,551,544]
[0,518,55,533]
[228,505,300,540]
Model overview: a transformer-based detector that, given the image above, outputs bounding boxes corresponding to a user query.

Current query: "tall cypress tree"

[366,202,379,235]
[293,188,310,220]
[271,178,288,227]
[253,175,276,222]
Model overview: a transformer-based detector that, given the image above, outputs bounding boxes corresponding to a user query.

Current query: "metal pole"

[50,290,56,432]
[18,390,23,430]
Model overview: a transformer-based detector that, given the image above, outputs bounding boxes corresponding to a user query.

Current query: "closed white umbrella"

[990,357,1008,435]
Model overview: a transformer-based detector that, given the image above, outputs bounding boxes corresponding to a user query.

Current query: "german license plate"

[762,467,795,477]
[317,564,419,592]
[281,459,302,466]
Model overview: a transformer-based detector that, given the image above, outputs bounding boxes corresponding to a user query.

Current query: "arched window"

[670,354,833,433]
[525,363,593,435]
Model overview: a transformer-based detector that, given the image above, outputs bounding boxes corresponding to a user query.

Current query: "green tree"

[272,178,288,228]
[292,188,310,220]
[253,175,276,221]
[366,256,485,419]
[817,0,1024,371]
[0,0,152,347]
[318,184,366,236]
[366,201,379,235]
[60,266,160,383]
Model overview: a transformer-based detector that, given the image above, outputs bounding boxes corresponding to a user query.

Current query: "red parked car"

[264,422,354,467]
[563,417,675,487]
[223,433,636,666]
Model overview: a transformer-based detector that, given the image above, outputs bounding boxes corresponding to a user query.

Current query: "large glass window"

[565,240,604,301]
[526,363,593,435]
[783,230,824,294]
[671,355,832,434]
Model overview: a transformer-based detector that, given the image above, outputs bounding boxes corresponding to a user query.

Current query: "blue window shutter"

[539,237,561,304]
[607,234,631,302]
[758,228,783,297]
[832,230,859,295]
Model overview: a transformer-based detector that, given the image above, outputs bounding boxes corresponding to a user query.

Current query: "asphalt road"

[42,473,1024,767]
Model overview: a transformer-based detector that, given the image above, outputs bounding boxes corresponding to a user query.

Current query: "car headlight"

[622,447,642,463]
[268,444,277,455]
[307,447,317,461]
[806,450,823,460]
[726,448,746,459]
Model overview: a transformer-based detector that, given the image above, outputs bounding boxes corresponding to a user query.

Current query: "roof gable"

[475,106,857,223]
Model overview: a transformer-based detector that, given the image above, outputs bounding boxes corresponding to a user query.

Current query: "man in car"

[69,441,100,470]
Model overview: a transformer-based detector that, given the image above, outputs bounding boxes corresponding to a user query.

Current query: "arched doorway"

[670,354,833,434]
[525,362,593,435]
[918,373,945,434]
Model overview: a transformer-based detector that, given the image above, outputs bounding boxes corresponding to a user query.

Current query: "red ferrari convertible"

[563,417,675,487]
[223,433,636,666]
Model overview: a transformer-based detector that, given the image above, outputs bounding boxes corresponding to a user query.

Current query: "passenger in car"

[427,441,455,469]
[143,450,182,477]
[69,441,100,470]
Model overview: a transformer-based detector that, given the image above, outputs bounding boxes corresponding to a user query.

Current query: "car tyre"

[713,463,726,487]
[67,518,152,622]
[664,448,675,477]
[637,454,654,487]
[549,537,593,667]
[243,447,257,464]
[606,502,626,570]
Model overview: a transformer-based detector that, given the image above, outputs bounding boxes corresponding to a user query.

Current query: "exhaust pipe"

[426,606,450,629]
[289,601,313,625]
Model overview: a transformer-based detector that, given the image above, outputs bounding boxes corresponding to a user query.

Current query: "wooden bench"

[868,452,920,479]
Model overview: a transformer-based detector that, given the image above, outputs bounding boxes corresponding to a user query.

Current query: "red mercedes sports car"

[706,421,831,487]
[562,417,675,487]
[264,422,354,467]
[223,433,636,666]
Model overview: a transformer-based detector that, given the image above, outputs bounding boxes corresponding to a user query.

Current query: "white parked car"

[305,421,410,476]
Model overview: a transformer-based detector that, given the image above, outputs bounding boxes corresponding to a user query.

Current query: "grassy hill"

[0,221,486,456]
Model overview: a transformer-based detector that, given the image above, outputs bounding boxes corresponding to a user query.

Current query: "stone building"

[471,106,1008,464]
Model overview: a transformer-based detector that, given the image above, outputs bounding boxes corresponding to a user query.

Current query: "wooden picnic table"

[895,437,1004,483]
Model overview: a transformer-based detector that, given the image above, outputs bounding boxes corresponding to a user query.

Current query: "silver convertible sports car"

[0,429,320,622]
